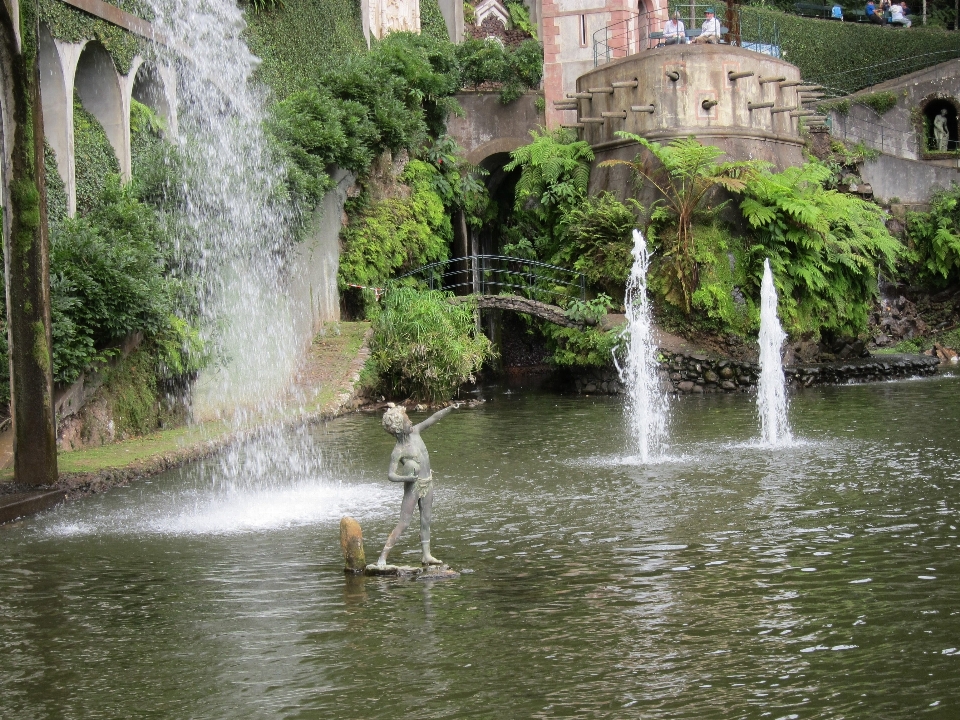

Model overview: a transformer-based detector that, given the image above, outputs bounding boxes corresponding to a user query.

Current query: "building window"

[580,14,588,47]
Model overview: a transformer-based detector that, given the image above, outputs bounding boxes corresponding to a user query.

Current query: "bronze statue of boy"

[377,404,457,568]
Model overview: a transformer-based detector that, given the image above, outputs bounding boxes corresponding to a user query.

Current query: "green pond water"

[2,375,959,718]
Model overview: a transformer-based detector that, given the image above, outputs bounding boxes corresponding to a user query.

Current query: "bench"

[794,2,832,18]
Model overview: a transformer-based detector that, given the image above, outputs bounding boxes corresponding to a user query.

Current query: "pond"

[2,375,959,718]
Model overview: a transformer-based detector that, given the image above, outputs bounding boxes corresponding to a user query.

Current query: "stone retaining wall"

[573,352,941,395]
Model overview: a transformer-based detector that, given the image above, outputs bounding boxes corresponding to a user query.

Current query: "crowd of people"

[830,0,913,25]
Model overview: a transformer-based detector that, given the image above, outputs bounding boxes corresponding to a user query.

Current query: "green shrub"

[739,162,903,336]
[541,323,621,368]
[368,286,494,401]
[554,192,641,303]
[856,91,898,115]
[456,38,544,103]
[905,183,960,287]
[687,223,756,336]
[338,160,452,290]
[49,177,181,384]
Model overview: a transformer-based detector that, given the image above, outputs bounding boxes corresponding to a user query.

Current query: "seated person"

[890,1,911,24]
[663,10,686,44]
[866,0,886,23]
[831,3,844,18]
[692,7,722,43]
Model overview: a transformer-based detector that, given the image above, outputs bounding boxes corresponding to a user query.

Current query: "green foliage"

[338,160,452,289]
[102,348,160,438]
[44,141,67,224]
[73,96,120,216]
[246,0,285,12]
[39,0,143,74]
[602,133,758,314]
[421,134,491,227]
[565,294,613,325]
[905,183,960,287]
[686,223,756,336]
[244,0,366,100]
[855,91,898,116]
[420,0,451,41]
[555,192,641,303]
[368,287,493,401]
[49,177,201,385]
[129,100,185,209]
[740,6,960,94]
[503,127,594,260]
[739,162,903,336]
[506,0,538,38]
[456,38,544,103]
[541,323,621,368]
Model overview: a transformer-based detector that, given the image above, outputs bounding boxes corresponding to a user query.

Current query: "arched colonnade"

[37,23,176,216]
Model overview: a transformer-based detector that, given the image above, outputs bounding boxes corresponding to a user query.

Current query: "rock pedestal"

[364,563,460,581]
[340,516,366,573]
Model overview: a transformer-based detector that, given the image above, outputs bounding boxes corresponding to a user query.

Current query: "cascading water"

[146,0,303,421]
[616,229,668,463]
[757,259,792,446]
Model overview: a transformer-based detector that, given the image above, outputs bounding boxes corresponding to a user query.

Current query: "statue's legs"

[377,481,417,567]
[418,487,442,565]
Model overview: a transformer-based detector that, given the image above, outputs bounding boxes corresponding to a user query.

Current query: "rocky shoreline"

[573,351,942,395]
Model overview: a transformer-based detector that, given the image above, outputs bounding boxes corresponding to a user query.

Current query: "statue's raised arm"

[415,403,458,432]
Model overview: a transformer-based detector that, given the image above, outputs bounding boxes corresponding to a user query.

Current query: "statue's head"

[382,405,412,437]
[942,109,949,116]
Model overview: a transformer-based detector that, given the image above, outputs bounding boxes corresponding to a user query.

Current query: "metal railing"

[397,255,586,303]
[592,3,779,66]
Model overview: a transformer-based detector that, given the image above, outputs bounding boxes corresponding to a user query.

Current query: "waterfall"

[146,0,302,422]
[757,259,792,446]
[616,229,668,463]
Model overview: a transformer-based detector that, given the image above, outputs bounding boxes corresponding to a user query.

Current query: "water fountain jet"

[757,259,792,446]
[616,229,668,463]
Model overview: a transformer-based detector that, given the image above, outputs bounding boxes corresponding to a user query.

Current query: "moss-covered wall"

[44,141,68,223]
[243,0,367,100]
[73,96,120,214]
[39,0,144,73]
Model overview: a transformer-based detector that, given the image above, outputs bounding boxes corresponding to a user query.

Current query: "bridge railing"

[397,255,586,303]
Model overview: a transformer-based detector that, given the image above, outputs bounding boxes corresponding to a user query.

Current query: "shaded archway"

[74,41,127,178]
[38,25,69,188]
[131,60,174,132]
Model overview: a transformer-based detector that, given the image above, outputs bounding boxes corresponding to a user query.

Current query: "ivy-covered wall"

[39,0,143,73]
[742,7,960,93]
[243,0,367,100]
[73,96,121,214]
[420,0,450,42]
[44,141,68,223]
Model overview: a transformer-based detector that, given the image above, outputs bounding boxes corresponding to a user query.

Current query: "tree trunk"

[1,0,58,485]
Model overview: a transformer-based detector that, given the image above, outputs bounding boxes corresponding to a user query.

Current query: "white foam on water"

[41,480,394,538]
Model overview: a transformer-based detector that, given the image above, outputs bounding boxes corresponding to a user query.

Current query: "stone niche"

[574,44,807,196]
[363,0,421,42]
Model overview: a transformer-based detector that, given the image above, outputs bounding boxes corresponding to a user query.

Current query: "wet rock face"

[571,351,940,395]
[869,295,928,348]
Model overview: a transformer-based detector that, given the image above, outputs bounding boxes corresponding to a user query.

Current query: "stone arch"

[38,25,70,189]
[129,58,177,136]
[74,41,129,180]
[918,94,960,154]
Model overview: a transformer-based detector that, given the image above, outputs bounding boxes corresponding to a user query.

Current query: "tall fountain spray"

[616,229,668,463]
[757,259,792,446]
[146,0,303,421]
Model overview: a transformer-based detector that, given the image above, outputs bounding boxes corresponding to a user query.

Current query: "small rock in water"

[340,517,366,573]
[364,563,460,581]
